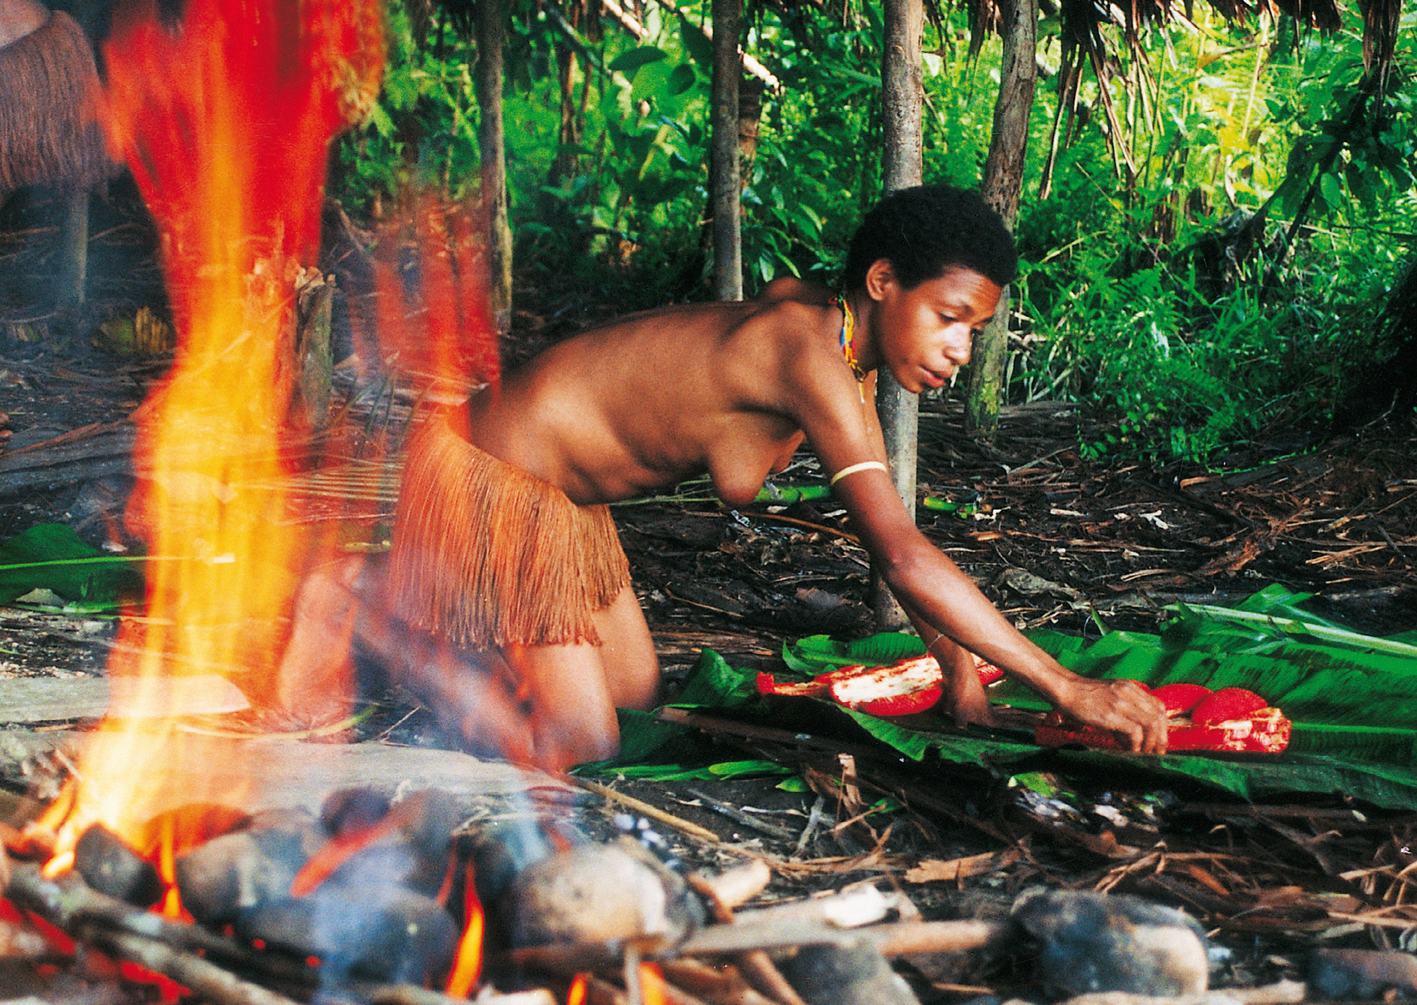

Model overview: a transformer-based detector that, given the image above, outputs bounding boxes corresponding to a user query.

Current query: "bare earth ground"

[2,182,1417,1000]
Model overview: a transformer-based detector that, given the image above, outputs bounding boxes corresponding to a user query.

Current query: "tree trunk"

[475,0,513,333]
[872,0,924,630]
[711,0,743,300]
[965,0,1036,437]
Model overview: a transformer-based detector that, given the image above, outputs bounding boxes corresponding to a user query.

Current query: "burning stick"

[4,859,304,1005]
[5,853,558,1005]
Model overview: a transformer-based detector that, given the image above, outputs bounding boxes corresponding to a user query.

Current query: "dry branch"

[82,926,305,1005]
[0,427,135,496]
[571,778,723,843]
[687,869,810,1005]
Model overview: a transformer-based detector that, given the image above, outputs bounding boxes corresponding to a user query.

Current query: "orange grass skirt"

[384,414,631,649]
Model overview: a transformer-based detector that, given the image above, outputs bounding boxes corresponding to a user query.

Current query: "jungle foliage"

[329,0,1417,465]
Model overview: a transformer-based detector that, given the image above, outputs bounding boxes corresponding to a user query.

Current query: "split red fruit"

[1149,683,1214,716]
[756,650,1005,717]
[754,672,828,698]
[1035,682,1292,754]
[825,655,944,716]
[757,654,946,716]
[973,654,1004,686]
[1191,687,1268,725]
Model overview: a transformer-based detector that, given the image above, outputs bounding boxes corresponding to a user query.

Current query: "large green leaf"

[0,524,143,607]
[673,648,759,708]
[1023,590,1417,761]
[782,632,926,674]
[653,589,1417,810]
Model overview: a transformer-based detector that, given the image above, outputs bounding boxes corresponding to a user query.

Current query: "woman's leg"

[590,583,661,711]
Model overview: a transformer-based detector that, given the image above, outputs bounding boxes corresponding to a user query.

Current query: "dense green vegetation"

[329,0,1417,464]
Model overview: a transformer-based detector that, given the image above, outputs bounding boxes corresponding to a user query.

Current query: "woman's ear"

[864,258,895,301]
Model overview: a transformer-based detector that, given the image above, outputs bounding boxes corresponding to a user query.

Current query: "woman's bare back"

[467,296,844,506]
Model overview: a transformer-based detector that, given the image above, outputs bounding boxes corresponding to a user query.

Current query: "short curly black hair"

[842,185,1018,291]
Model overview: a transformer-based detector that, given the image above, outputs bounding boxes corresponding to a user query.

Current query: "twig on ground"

[570,777,722,844]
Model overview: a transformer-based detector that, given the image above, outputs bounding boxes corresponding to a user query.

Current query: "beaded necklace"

[830,294,867,401]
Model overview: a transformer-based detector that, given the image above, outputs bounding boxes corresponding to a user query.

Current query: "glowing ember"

[39,0,382,857]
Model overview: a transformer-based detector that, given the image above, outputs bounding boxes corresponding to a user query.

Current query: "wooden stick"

[655,707,890,763]
[5,861,542,1005]
[687,872,810,1005]
[683,787,798,842]
[661,959,780,1005]
[79,925,303,1005]
[570,778,722,843]
[869,919,1006,956]
[673,915,1010,959]
[689,860,771,912]
[732,886,894,930]
[675,919,852,956]
[5,862,279,971]
[1050,986,1307,1005]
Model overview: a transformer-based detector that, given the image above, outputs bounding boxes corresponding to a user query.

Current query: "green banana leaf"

[782,631,927,673]
[0,524,143,608]
[639,589,1417,810]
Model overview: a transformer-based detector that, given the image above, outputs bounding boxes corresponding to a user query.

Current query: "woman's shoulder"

[756,277,834,306]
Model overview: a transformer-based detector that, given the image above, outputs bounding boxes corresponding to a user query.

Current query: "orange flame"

[640,961,668,1005]
[372,191,501,397]
[565,973,588,1005]
[445,871,484,997]
[38,0,383,856]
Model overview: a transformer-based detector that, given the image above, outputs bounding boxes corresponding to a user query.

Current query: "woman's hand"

[933,636,998,729]
[1053,676,1170,754]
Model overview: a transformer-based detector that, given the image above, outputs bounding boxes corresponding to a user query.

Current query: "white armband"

[829,460,888,486]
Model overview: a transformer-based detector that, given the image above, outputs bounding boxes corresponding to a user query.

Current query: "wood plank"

[0,674,250,723]
[0,729,565,816]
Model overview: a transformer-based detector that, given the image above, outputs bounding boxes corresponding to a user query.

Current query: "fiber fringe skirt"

[0,11,118,193]
[384,413,631,649]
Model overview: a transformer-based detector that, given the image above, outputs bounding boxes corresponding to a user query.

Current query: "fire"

[565,973,588,1005]
[373,192,500,399]
[445,871,484,997]
[4,0,518,996]
[37,0,383,858]
[640,961,668,1005]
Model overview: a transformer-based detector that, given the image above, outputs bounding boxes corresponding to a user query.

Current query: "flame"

[445,870,484,997]
[565,974,588,1005]
[372,190,501,402]
[38,0,383,857]
[17,0,514,990]
[640,961,667,1005]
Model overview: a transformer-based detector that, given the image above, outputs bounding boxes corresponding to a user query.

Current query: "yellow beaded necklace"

[831,294,867,401]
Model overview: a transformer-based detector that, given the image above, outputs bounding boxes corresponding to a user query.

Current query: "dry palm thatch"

[1354,0,1402,88]
[0,6,118,195]
[958,0,1396,201]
